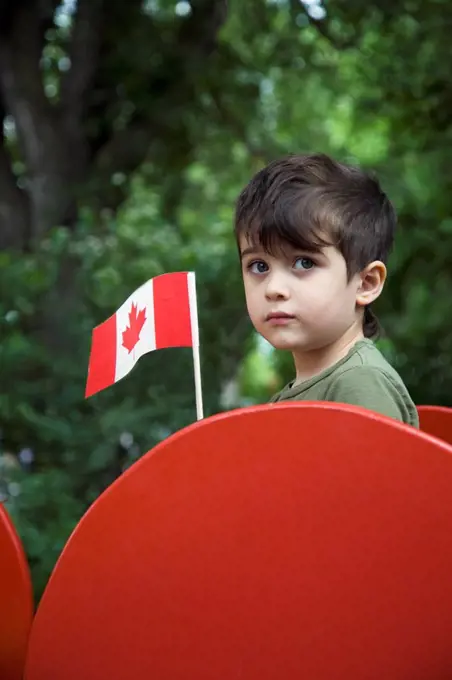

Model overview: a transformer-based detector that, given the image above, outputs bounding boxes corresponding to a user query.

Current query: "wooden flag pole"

[187,272,204,420]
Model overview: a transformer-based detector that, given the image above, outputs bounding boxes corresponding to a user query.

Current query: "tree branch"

[290,0,355,49]
[60,0,105,123]
[88,0,229,206]
[0,2,90,241]
[0,100,30,249]
[90,119,155,191]
[0,2,58,173]
[0,164,29,250]
[178,0,228,57]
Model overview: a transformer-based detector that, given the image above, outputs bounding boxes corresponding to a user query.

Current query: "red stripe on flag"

[154,272,193,349]
[85,314,117,397]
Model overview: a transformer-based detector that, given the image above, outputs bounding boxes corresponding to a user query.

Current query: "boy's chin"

[262,332,304,352]
[261,329,320,353]
[270,339,298,351]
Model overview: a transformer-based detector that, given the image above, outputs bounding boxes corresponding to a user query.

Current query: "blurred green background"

[1,0,451,598]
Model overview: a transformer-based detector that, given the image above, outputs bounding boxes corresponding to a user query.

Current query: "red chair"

[25,403,452,680]
[0,503,34,680]
[418,405,452,446]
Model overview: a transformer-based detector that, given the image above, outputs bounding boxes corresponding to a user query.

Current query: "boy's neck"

[292,325,365,385]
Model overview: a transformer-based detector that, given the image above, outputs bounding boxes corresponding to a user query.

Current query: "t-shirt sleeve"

[325,366,412,424]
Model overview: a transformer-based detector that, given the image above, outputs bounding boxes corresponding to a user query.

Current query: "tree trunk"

[0,0,228,251]
[0,0,228,349]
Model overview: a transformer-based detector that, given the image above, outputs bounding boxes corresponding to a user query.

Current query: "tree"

[0,0,230,250]
[2,0,452,597]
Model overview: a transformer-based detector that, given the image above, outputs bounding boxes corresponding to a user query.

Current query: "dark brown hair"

[234,153,396,338]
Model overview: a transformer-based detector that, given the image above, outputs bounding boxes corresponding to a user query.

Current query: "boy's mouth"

[266,312,296,325]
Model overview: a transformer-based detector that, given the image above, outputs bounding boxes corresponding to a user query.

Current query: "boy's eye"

[248,260,269,274]
[294,257,314,271]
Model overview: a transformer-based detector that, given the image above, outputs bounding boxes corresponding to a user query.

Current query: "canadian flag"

[85,272,198,398]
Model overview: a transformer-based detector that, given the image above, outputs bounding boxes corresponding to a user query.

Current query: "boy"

[234,152,419,427]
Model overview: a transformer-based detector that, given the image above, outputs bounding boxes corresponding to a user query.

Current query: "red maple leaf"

[122,302,147,353]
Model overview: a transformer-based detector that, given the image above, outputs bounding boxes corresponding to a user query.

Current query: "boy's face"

[239,236,365,354]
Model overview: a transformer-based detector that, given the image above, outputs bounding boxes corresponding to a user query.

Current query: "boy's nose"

[265,273,290,301]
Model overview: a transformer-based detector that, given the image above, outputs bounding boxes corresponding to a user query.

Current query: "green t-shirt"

[270,339,419,428]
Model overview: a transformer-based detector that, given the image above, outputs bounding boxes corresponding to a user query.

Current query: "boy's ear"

[355,261,387,307]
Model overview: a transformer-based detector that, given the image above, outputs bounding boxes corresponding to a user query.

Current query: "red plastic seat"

[0,503,34,680]
[25,403,452,680]
[418,405,452,446]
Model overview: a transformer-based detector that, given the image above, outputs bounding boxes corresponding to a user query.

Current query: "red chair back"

[25,403,452,680]
[418,405,452,446]
[0,503,34,680]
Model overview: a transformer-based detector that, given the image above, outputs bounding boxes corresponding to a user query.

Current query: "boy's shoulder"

[270,340,419,428]
[330,339,403,382]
